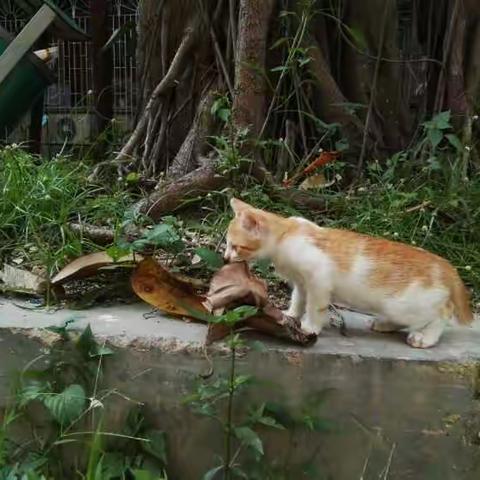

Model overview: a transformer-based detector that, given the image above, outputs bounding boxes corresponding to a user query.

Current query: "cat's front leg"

[285,284,306,319]
[302,289,331,335]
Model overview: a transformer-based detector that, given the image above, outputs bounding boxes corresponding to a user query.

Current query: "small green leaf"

[106,245,131,261]
[258,415,286,430]
[126,171,140,184]
[211,98,224,116]
[301,415,336,432]
[131,238,150,251]
[298,56,311,67]
[231,466,248,479]
[76,324,97,359]
[428,129,443,149]
[263,402,295,429]
[427,157,441,171]
[94,345,114,357]
[76,324,112,358]
[131,470,161,480]
[145,223,183,250]
[433,110,451,129]
[335,138,349,152]
[234,426,264,456]
[279,9,295,17]
[203,466,223,480]
[234,374,253,388]
[101,452,127,480]
[231,305,258,321]
[217,108,231,123]
[194,247,224,270]
[18,381,48,407]
[270,65,289,73]
[445,133,463,152]
[43,384,86,426]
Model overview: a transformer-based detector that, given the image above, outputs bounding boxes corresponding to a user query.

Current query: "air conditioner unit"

[42,113,95,146]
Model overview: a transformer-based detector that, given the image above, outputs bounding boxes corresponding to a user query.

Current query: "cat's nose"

[223,251,231,262]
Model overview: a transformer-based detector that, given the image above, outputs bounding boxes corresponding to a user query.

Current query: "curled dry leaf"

[283,150,339,188]
[299,173,335,190]
[203,262,268,312]
[130,257,316,346]
[204,262,316,345]
[130,257,207,317]
[51,252,143,285]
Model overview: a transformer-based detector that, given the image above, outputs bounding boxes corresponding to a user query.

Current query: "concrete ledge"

[1,299,480,479]
[0,300,479,362]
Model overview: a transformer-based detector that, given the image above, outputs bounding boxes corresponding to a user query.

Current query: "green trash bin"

[0,28,55,137]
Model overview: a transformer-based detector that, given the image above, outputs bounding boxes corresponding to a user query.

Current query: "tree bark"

[232,0,276,137]
[138,158,227,220]
[168,87,218,179]
[115,26,197,163]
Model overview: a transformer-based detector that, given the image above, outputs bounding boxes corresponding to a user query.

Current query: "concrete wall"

[1,303,480,480]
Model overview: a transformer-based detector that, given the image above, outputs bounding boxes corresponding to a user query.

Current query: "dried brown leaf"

[203,262,268,311]
[131,257,207,317]
[51,252,143,285]
[129,258,316,346]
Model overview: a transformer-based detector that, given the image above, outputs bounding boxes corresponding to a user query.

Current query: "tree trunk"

[117,0,480,220]
[232,0,275,137]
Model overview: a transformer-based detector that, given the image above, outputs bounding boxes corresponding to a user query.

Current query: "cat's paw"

[406,331,438,349]
[301,318,323,335]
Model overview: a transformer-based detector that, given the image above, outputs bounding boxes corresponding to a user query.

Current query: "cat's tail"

[450,273,474,325]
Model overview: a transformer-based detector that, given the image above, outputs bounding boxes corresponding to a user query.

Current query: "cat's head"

[224,198,282,262]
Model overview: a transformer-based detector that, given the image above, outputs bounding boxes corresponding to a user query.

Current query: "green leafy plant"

[183,304,332,479]
[209,94,252,175]
[0,321,170,479]
[193,247,224,270]
[184,306,268,479]
[108,216,186,261]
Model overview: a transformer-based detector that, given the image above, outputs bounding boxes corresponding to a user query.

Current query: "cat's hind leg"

[406,318,447,348]
[406,301,453,348]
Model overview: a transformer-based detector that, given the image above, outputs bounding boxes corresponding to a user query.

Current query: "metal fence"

[0,0,138,149]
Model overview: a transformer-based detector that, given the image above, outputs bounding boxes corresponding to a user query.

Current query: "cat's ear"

[240,210,264,235]
[230,197,252,216]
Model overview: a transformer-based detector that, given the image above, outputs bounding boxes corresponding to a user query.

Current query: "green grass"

[0,146,133,277]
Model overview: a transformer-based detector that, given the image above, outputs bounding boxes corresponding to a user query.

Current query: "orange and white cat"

[224,198,473,348]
